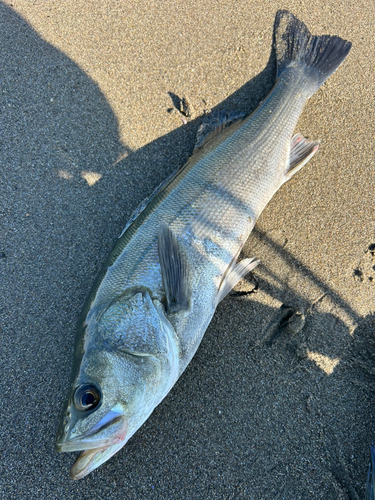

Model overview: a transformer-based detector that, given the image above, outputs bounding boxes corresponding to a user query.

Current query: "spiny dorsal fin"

[286,133,320,180]
[194,110,246,150]
[158,224,190,313]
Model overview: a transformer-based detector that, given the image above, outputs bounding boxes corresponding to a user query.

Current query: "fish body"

[56,11,351,479]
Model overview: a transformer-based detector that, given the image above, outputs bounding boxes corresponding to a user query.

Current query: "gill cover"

[97,288,175,356]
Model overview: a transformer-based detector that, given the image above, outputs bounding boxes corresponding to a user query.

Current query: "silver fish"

[56,10,351,479]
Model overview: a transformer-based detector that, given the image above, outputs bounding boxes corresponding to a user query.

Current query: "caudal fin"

[274,10,351,90]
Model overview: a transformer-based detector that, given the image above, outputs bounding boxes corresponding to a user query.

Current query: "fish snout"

[56,409,127,453]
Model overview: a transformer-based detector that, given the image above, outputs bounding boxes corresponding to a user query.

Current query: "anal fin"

[158,224,190,313]
[286,133,320,180]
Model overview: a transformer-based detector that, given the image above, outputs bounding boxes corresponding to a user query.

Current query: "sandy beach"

[0,1,374,498]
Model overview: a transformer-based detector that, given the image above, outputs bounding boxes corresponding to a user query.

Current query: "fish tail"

[274,10,351,91]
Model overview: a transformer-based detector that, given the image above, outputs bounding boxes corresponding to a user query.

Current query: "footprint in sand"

[353,244,375,283]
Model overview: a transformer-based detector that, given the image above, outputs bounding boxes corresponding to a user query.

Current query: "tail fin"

[274,10,351,89]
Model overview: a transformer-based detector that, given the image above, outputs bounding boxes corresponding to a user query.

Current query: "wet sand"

[0,1,374,498]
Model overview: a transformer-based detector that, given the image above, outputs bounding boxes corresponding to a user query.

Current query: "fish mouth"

[56,409,128,479]
[57,409,127,452]
[58,416,125,453]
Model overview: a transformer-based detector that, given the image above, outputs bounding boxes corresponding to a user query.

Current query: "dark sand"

[1,1,374,499]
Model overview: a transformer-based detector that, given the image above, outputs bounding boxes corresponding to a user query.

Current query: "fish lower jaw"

[70,440,128,480]
[70,447,108,480]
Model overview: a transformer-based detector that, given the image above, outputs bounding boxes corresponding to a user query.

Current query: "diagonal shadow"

[249,226,361,324]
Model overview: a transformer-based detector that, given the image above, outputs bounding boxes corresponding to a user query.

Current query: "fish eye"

[73,384,101,411]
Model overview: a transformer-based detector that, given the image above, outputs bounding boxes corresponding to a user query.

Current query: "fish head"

[56,288,179,479]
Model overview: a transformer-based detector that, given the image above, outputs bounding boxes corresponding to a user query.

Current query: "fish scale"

[56,10,351,480]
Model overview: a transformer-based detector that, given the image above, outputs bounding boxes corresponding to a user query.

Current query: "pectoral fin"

[158,224,190,313]
[286,133,320,180]
[215,256,259,307]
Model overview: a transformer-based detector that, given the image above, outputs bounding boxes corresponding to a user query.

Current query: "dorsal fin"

[118,110,246,240]
[194,110,246,151]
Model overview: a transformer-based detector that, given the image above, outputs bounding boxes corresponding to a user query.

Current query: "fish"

[56,10,351,479]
